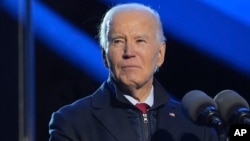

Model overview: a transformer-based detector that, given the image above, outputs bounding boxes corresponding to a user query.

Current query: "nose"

[123,41,135,59]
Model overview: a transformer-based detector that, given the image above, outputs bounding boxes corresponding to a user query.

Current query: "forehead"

[109,10,157,31]
[112,9,155,20]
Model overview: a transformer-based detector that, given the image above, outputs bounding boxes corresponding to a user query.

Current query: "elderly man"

[49,3,218,141]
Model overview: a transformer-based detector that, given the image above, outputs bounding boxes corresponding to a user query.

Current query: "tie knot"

[135,103,149,114]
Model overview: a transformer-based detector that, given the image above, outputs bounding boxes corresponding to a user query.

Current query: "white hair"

[98,3,166,50]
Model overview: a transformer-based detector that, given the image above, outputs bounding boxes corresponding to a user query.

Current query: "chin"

[118,78,138,87]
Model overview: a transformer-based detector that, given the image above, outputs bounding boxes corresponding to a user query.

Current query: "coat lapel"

[91,82,138,141]
[93,108,138,141]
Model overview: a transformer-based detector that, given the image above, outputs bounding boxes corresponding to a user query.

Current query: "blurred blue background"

[1,0,250,140]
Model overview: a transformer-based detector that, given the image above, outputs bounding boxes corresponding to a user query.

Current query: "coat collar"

[91,77,175,141]
[91,76,171,110]
[94,77,170,104]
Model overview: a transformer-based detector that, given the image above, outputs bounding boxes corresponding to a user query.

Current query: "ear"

[102,48,109,68]
[157,42,166,67]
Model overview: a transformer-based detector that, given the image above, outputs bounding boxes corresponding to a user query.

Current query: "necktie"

[135,103,149,114]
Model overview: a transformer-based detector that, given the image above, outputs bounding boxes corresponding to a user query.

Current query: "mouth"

[121,65,140,70]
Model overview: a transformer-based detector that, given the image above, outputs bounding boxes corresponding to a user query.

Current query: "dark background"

[1,0,250,141]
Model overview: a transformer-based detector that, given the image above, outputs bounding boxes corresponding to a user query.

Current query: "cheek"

[144,49,158,63]
[106,50,120,67]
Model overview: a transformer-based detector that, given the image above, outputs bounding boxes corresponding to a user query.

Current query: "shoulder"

[54,95,93,120]
[164,96,182,111]
[51,81,111,120]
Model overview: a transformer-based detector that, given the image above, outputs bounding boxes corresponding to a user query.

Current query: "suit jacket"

[49,79,219,141]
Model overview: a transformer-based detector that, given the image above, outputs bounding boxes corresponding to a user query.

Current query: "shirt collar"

[123,86,154,107]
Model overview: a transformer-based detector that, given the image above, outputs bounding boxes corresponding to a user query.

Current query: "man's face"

[104,10,165,89]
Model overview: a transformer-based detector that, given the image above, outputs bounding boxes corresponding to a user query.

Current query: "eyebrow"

[134,34,149,40]
[108,34,125,41]
[108,33,149,41]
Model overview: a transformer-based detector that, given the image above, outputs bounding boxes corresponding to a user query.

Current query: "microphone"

[181,90,225,135]
[181,90,223,126]
[214,89,250,125]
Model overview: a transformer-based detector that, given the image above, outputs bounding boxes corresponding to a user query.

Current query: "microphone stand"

[199,107,227,141]
[212,117,227,141]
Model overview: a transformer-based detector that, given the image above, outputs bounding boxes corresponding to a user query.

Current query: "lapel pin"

[169,112,175,117]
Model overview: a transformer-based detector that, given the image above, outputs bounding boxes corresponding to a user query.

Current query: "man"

[49,3,219,141]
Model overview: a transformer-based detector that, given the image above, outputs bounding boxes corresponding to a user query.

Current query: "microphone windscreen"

[214,89,249,122]
[181,90,217,122]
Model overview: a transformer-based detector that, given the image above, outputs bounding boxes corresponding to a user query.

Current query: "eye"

[136,39,146,43]
[111,38,125,46]
[113,39,123,44]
